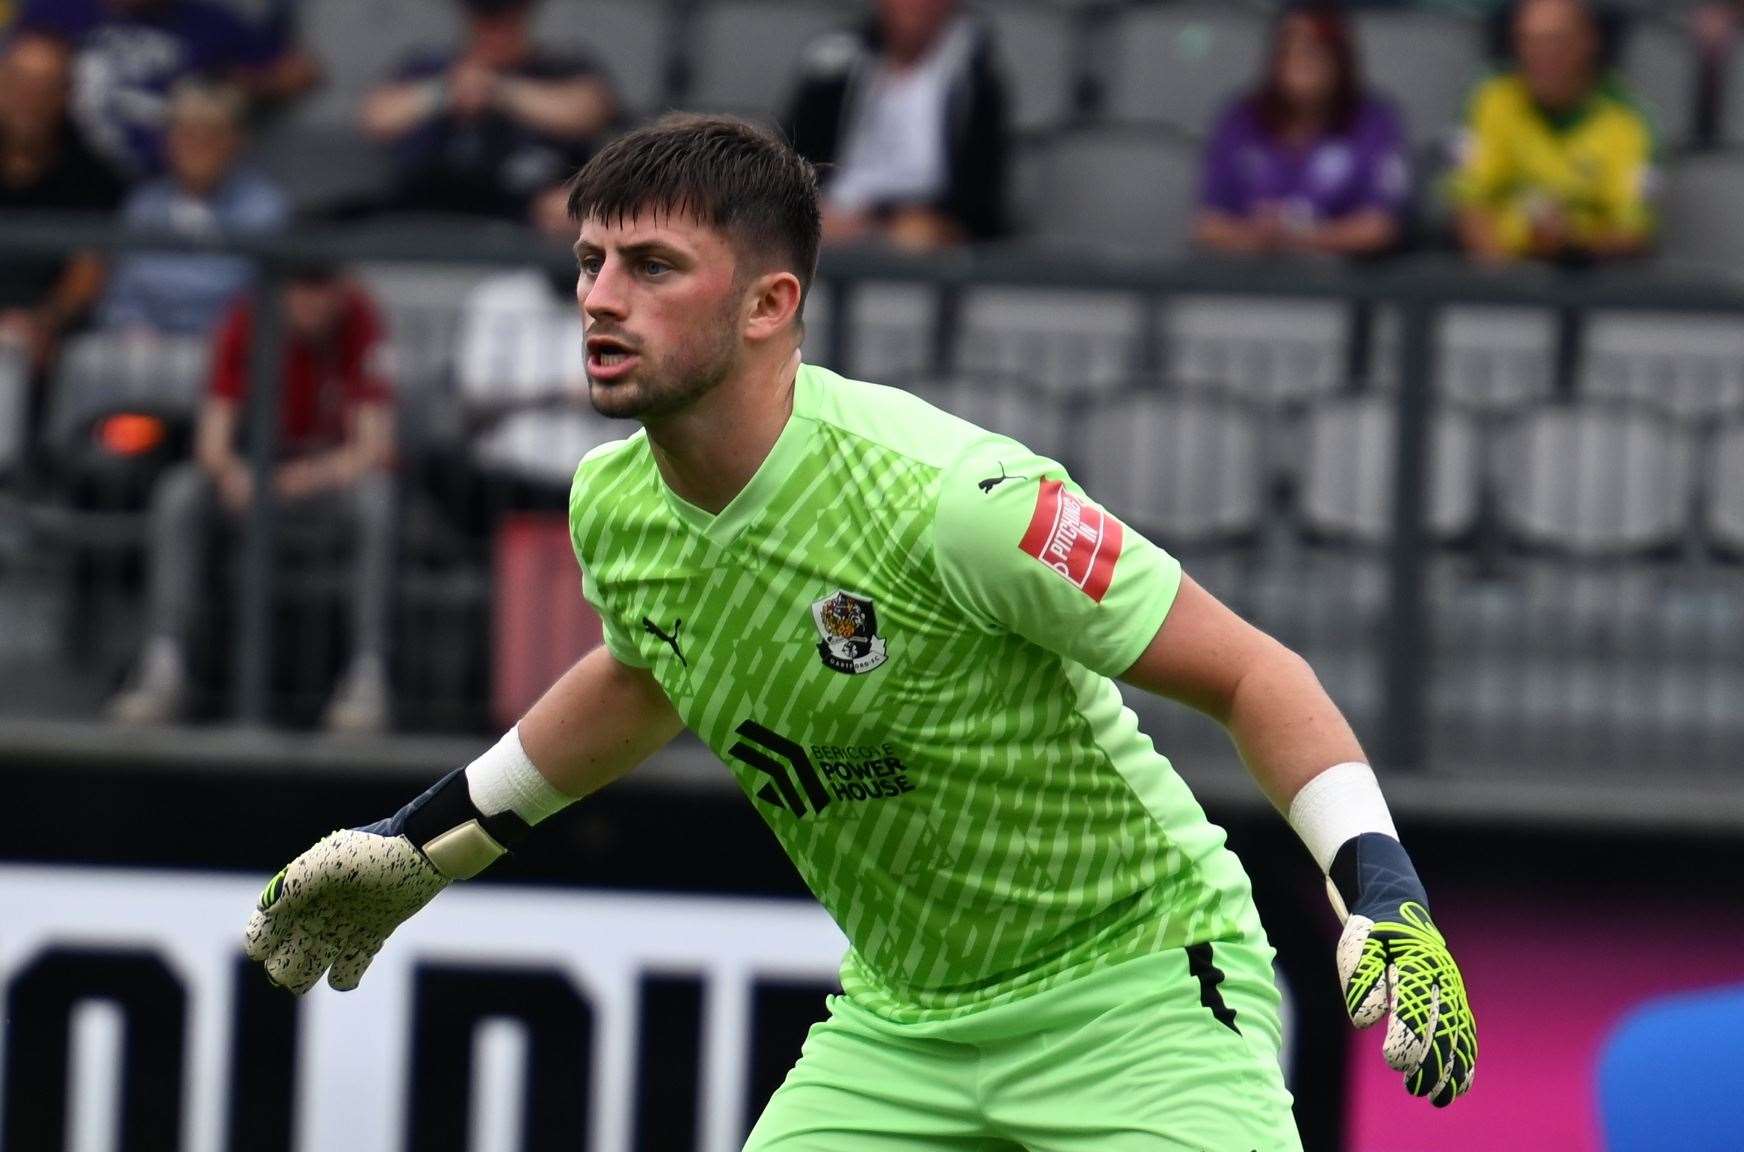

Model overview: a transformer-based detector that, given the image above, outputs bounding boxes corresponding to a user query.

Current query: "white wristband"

[1286,761,1399,874]
[464,726,573,827]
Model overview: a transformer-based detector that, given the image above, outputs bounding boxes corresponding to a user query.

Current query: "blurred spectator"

[446,183,608,520]
[785,0,1010,250]
[360,0,616,221]
[98,79,287,336]
[1193,5,1409,259]
[0,32,124,475]
[16,0,315,177]
[1452,0,1656,265]
[109,267,397,732]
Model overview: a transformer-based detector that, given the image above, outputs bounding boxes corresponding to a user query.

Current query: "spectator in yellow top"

[1452,0,1656,265]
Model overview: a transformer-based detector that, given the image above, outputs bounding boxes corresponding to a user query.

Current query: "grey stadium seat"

[901,373,1072,467]
[1708,420,1744,555]
[1026,128,1200,256]
[954,288,1144,393]
[1658,155,1744,274]
[295,0,460,132]
[987,2,1079,133]
[356,263,503,383]
[1298,396,1480,545]
[1352,11,1487,148]
[1580,313,1744,424]
[45,333,210,455]
[1163,297,1350,405]
[533,1,677,115]
[1371,307,1557,414]
[1077,393,1264,545]
[1619,19,1698,152]
[1096,5,1266,137]
[685,1,845,117]
[1492,405,1695,557]
[803,281,941,384]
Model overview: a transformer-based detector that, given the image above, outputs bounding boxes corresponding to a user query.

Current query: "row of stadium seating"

[258,1,1739,215]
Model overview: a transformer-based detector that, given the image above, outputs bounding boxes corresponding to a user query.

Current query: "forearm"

[518,645,683,799]
[493,76,615,140]
[1192,211,1272,254]
[1300,210,1400,257]
[361,80,444,140]
[43,254,106,334]
[1221,645,1367,813]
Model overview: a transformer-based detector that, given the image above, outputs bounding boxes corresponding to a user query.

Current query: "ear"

[742,269,804,346]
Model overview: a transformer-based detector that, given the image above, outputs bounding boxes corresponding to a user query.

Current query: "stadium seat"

[1025,128,1200,256]
[1373,307,1558,414]
[44,333,210,460]
[355,263,503,385]
[899,373,1072,468]
[1352,11,1487,148]
[532,1,677,115]
[1077,392,1264,546]
[1580,313,1744,424]
[683,0,846,118]
[1707,420,1744,556]
[1599,985,1744,1152]
[1492,405,1695,556]
[1659,155,1744,274]
[986,2,1080,133]
[954,287,1144,392]
[1618,18,1698,152]
[1095,5,1267,137]
[1163,297,1350,406]
[1297,396,1480,545]
[839,282,942,384]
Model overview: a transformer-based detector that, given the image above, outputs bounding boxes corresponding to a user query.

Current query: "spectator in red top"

[109,265,397,732]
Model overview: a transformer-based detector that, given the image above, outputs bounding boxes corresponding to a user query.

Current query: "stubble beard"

[587,301,741,423]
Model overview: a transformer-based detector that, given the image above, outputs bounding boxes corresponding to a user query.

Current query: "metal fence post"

[237,261,285,725]
[1382,297,1434,770]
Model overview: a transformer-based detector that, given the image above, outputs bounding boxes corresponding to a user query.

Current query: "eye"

[641,258,670,277]
[578,255,602,278]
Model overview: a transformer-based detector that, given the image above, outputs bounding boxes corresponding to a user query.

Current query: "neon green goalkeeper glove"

[1329,833,1477,1107]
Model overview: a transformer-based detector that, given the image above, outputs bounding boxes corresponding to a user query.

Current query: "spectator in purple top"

[1194,4,1409,259]
[16,0,317,177]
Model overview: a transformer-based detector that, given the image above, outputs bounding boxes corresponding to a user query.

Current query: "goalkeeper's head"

[563,114,822,423]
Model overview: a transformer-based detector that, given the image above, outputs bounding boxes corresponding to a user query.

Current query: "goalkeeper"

[246,114,1474,1149]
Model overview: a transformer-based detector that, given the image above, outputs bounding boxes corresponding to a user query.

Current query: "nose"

[582,256,627,323]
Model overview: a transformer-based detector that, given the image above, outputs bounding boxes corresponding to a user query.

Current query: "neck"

[645,350,800,515]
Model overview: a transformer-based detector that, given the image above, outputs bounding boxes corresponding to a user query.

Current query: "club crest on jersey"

[810,590,888,675]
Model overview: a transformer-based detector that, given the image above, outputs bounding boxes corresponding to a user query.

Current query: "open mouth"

[586,335,640,380]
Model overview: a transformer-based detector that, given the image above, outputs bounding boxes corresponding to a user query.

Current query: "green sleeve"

[932,444,1181,678]
[579,566,651,668]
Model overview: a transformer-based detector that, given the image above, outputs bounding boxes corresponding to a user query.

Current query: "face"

[164,112,241,196]
[0,35,71,142]
[1516,0,1598,110]
[284,279,346,340]
[876,0,958,60]
[1275,17,1338,114]
[574,210,748,422]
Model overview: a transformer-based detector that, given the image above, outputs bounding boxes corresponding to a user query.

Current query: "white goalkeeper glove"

[243,761,537,994]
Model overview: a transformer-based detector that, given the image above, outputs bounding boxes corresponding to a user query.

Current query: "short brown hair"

[567,113,822,303]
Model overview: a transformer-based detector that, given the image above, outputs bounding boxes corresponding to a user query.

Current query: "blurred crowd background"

[0,0,1738,796]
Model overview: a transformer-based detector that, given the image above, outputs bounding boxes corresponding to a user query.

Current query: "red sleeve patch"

[1017,479,1124,603]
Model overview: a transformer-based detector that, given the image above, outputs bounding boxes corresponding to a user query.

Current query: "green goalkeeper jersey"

[570,365,1264,1022]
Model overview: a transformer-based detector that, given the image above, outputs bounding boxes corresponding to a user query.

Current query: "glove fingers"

[1431,1049,1473,1108]
[265,920,337,996]
[327,938,385,992]
[1384,968,1437,1075]
[1337,918,1389,1029]
[243,904,285,963]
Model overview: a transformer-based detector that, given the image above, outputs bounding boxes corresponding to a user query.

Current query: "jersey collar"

[659,362,821,546]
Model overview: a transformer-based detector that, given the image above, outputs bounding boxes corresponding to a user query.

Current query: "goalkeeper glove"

[1329,832,1477,1107]
[243,764,533,994]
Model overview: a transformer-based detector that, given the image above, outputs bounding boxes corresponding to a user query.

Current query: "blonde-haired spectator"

[1452,0,1657,265]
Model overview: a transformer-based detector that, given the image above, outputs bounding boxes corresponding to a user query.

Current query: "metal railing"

[1,212,1741,811]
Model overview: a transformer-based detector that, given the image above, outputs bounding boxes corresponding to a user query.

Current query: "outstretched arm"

[1121,574,1476,1108]
[244,647,681,993]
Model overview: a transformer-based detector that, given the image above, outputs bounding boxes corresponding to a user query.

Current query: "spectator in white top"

[441,181,614,528]
[784,0,1009,251]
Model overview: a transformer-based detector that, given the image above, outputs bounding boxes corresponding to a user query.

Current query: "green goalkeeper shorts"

[745,939,1303,1152]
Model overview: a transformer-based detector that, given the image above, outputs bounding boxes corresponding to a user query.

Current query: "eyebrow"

[572,239,690,263]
